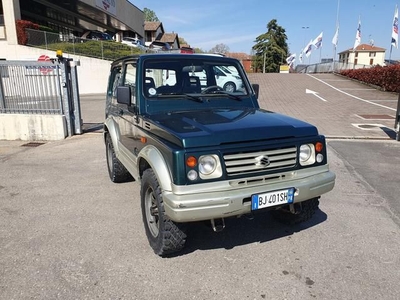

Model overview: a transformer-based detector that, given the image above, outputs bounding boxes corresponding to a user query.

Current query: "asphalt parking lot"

[1,73,400,300]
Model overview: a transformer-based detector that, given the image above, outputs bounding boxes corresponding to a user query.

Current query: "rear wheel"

[141,169,186,256]
[105,133,131,183]
[271,198,320,225]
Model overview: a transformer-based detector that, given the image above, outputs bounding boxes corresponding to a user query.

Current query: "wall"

[0,42,111,94]
[81,0,144,37]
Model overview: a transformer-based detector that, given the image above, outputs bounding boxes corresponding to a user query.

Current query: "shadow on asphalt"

[170,208,327,257]
[380,126,397,139]
[82,123,103,133]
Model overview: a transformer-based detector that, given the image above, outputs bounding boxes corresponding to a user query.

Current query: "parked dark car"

[81,30,113,41]
[149,41,171,51]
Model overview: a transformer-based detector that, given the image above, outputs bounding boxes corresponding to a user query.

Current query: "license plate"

[251,188,294,210]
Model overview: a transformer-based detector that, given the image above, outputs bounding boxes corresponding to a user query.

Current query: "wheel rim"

[144,187,159,237]
[224,82,235,92]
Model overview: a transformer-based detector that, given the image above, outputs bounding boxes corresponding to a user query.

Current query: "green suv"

[104,53,336,256]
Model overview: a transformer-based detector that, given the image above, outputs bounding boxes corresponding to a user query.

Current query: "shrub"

[340,65,400,93]
[16,20,39,45]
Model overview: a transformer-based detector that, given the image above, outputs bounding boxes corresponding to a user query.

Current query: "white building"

[338,44,386,66]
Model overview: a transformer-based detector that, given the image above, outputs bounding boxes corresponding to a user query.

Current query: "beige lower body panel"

[163,168,336,223]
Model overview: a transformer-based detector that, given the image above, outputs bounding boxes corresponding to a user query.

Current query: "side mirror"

[117,86,131,105]
[252,83,259,98]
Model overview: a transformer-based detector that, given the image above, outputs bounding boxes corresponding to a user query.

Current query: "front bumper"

[163,165,336,222]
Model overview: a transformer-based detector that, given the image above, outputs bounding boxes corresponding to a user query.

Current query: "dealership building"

[0,0,144,45]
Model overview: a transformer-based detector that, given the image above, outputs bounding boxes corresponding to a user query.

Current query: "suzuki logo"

[255,155,270,168]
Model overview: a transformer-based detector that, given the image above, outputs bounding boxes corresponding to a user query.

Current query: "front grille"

[223,146,297,176]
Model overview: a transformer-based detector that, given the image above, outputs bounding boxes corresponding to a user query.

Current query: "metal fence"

[0,60,63,114]
[0,59,82,136]
[298,61,374,74]
[25,29,142,60]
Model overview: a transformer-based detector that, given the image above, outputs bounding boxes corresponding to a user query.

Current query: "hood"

[148,108,318,148]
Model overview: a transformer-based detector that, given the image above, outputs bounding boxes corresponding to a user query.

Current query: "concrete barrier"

[0,114,67,140]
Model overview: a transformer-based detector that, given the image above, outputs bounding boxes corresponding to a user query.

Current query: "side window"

[108,66,122,97]
[125,63,136,86]
[123,63,137,105]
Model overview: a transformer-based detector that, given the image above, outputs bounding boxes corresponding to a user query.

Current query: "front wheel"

[141,169,186,256]
[223,81,236,92]
[105,133,131,183]
[270,198,320,225]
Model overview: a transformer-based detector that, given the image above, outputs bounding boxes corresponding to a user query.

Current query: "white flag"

[332,26,339,48]
[304,39,313,57]
[286,53,296,66]
[392,6,398,49]
[353,19,361,50]
[312,32,323,49]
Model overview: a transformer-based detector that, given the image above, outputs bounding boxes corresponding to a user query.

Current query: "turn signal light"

[315,142,323,152]
[186,156,197,168]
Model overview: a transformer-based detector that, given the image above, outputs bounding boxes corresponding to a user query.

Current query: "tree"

[252,19,289,73]
[194,47,205,53]
[143,8,159,22]
[208,43,230,54]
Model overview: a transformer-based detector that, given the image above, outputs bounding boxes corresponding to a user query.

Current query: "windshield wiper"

[207,91,242,101]
[156,92,203,103]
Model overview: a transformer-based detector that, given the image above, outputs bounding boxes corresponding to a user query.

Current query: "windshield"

[143,57,247,96]
[141,56,253,114]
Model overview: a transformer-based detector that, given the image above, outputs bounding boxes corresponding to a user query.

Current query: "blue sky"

[129,0,400,63]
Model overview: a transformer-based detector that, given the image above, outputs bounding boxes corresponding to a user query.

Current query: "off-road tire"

[271,197,320,225]
[141,169,186,256]
[105,133,132,183]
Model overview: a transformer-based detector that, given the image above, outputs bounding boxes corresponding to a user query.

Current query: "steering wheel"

[201,85,223,94]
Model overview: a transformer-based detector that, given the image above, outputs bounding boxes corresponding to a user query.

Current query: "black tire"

[105,133,132,183]
[271,198,320,225]
[223,81,236,92]
[141,169,186,256]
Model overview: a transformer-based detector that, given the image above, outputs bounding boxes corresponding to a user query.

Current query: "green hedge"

[340,65,400,93]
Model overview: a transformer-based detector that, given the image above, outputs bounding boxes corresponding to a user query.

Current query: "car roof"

[111,53,240,66]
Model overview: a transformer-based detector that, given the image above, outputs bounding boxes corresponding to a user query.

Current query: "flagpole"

[389,5,398,64]
[320,47,322,63]
[333,0,340,71]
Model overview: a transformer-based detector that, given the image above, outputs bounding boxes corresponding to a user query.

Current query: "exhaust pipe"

[210,218,225,232]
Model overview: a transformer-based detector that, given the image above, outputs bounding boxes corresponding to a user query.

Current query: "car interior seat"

[183,76,201,93]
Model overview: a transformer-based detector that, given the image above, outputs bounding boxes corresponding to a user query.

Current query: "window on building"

[354,59,358,65]
[369,52,376,57]
[355,52,358,57]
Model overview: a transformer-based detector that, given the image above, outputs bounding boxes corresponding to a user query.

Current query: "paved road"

[1,73,400,300]
[248,73,398,139]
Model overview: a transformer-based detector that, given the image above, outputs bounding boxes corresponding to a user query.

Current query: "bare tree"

[209,43,230,54]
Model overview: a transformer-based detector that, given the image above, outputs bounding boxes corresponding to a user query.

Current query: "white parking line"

[307,74,396,112]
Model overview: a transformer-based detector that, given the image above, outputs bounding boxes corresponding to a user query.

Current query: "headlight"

[199,155,217,175]
[299,144,316,166]
[198,154,222,179]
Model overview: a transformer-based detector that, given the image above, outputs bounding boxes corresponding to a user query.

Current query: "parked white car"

[163,65,243,93]
[121,37,146,50]
[212,66,243,92]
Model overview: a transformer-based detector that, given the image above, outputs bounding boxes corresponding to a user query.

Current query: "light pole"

[302,26,310,64]
[302,26,309,49]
